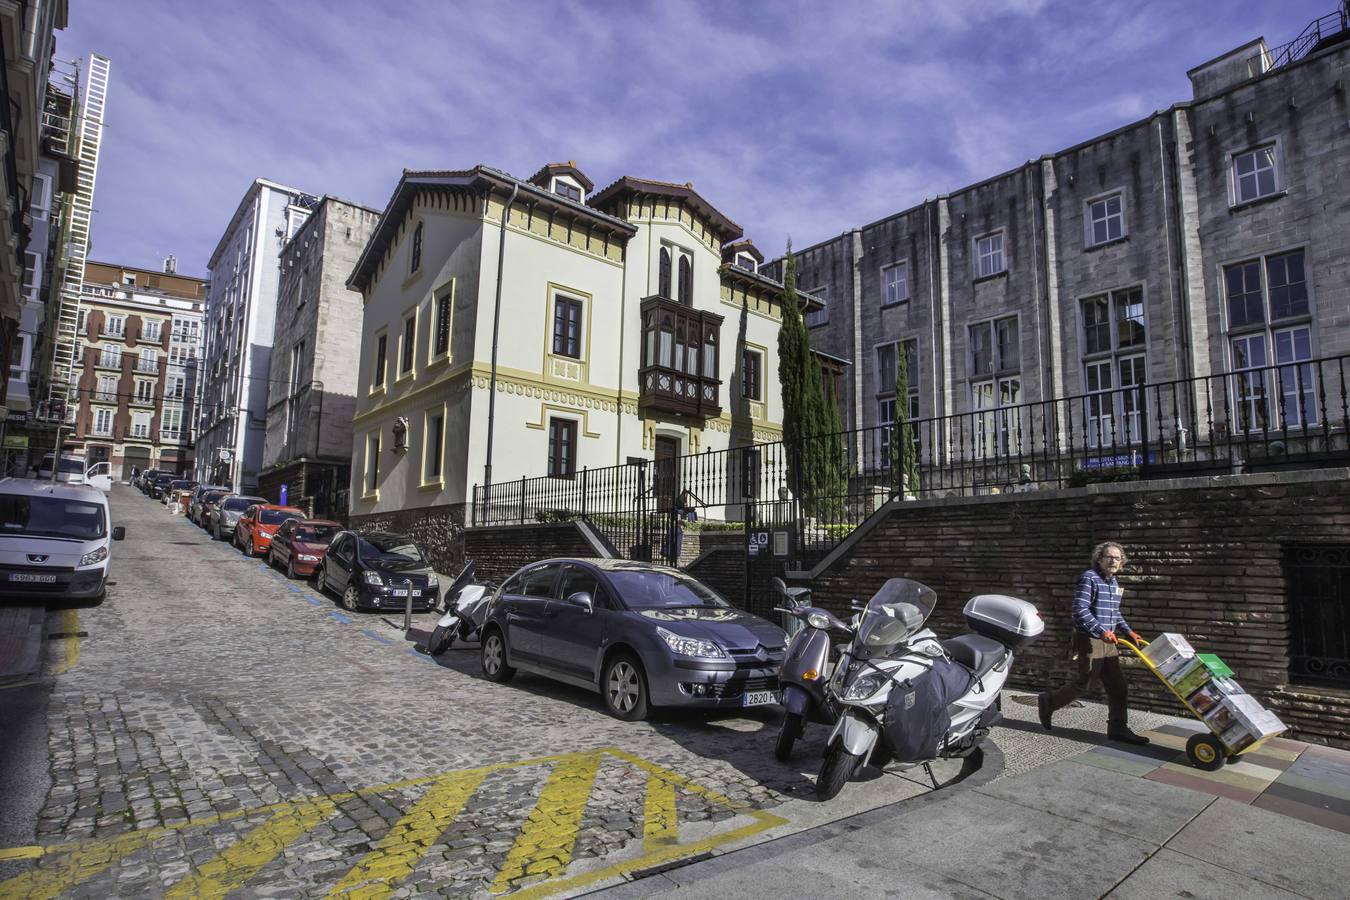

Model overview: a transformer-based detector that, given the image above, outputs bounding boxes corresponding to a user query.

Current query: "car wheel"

[602,653,649,721]
[480,629,515,682]
[246,537,255,557]
[342,584,360,613]
[285,557,296,579]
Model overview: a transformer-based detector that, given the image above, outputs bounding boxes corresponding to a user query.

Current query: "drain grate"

[47,631,88,639]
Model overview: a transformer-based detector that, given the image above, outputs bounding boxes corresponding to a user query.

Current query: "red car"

[233,504,305,557]
[267,518,343,579]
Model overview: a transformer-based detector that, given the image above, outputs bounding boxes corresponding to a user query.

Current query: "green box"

[1197,653,1233,679]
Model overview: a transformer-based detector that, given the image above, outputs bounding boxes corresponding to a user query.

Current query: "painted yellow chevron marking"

[490,752,602,894]
[326,769,489,898]
[0,827,161,897]
[163,798,337,899]
[642,770,679,850]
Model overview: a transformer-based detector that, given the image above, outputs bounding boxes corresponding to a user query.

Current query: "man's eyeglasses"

[1102,555,1124,562]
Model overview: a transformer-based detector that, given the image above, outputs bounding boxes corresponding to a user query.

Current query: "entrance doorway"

[653,436,680,513]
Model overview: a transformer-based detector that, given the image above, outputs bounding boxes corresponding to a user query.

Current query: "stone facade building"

[195,178,319,491]
[258,195,381,517]
[763,15,1350,473]
[64,260,205,477]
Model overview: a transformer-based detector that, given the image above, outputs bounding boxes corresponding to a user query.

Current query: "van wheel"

[481,629,515,682]
[602,653,649,721]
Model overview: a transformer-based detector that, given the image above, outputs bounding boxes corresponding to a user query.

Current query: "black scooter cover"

[882,658,975,763]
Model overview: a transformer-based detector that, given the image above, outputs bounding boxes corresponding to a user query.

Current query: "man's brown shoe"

[1037,693,1053,731]
[1108,729,1150,746]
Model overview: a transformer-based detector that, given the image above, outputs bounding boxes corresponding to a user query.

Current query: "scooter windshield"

[853,578,938,657]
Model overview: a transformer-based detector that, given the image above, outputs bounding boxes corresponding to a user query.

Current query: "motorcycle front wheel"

[815,743,863,801]
[775,712,803,762]
[427,624,454,656]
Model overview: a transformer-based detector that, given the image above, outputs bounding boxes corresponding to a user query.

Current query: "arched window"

[658,248,672,298]
[678,255,692,305]
[410,222,424,274]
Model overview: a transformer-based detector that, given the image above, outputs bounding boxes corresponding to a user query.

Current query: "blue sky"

[60,0,1335,277]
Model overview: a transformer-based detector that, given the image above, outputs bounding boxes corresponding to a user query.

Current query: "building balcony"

[638,295,723,419]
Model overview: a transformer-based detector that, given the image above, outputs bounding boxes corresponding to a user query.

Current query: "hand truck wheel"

[1186,732,1226,771]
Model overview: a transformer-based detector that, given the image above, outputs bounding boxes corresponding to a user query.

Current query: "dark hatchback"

[316,531,440,612]
[479,558,787,721]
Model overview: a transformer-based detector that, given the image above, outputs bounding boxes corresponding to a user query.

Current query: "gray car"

[479,558,787,721]
[209,494,266,540]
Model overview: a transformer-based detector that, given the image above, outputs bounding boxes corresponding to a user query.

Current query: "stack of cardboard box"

[1140,633,1285,753]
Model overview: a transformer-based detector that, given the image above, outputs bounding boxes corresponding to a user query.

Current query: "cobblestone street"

[0,487,992,898]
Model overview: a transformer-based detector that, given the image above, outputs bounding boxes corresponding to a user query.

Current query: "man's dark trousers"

[1047,632,1128,731]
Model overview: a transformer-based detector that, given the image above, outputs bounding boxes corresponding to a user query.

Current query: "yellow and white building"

[346,162,816,527]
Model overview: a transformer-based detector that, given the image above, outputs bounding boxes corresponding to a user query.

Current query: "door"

[272,519,296,564]
[85,462,112,492]
[324,534,354,591]
[502,564,560,660]
[653,436,680,512]
[541,565,609,679]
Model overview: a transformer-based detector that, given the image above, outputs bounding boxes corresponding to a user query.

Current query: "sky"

[59,0,1336,278]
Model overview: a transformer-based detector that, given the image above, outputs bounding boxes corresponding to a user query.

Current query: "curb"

[0,606,48,686]
[582,739,1006,898]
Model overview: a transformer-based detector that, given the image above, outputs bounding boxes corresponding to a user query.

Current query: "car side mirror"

[112,526,126,541]
[566,591,594,614]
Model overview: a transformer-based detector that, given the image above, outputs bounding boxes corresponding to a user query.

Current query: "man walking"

[1038,541,1149,745]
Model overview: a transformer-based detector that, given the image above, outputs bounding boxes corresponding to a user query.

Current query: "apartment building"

[64,260,205,477]
[258,195,381,516]
[195,178,319,490]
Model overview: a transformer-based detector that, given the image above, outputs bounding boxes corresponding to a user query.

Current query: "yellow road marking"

[163,798,337,899]
[0,845,44,861]
[642,770,678,850]
[0,827,160,896]
[327,769,489,898]
[52,609,80,675]
[490,752,602,894]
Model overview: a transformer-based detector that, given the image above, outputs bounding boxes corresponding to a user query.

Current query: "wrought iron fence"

[473,354,1350,569]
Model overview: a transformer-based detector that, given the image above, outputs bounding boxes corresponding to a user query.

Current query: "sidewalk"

[0,605,46,684]
[590,704,1350,899]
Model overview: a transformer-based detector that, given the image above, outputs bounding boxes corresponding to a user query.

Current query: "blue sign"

[280,483,288,505]
[1080,451,1157,470]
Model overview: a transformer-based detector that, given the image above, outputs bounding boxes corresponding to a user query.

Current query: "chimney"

[163,255,177,275]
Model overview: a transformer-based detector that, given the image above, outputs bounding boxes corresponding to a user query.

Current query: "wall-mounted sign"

[3,434,28,450]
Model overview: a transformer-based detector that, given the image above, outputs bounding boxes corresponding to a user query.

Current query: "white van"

[32,454,88,484]
[0,478,125,604]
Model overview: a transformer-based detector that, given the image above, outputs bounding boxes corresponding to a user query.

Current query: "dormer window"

[553,179,582,202]
[735,253,757,273]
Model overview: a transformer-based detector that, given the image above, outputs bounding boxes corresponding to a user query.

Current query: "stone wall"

[461,522,598,583]
[803,468,1350,749]
[350,502,467,575]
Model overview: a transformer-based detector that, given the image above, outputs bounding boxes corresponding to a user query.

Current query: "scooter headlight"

[806,612,832,630]
[842,672,890,701]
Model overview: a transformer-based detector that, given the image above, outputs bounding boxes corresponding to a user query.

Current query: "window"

[804,286,828,328]
[8,334,24,378]
[410,221,423,273]
[975,232,1005,278]
[100,345,122,369]
[432,286,452,358]
[1086,193,1125,246]
[659,248,672,298]
[77,309,87,336]
[548,418,577,479]
[1232,145,1278,204]
[372,333,387,389]
[735,253,757,272]
[678,255,692,305]
[138,348,157,373]
[877,339,919,465]
[1266,251,1309,320]
[554,180,581,202]
[877,343,897,393]
[133,380,154,404]
[97,374,117,402]
[160,406,182,439]
[741,348,762,401]
[1079,288,1147,446]
[365,433,380,493]
[969,318,1019,457]
[882,261,909,305]
[552,295,583,359]
[142,320,162,342]
[1225,260,1264,328]
[103,315,125,337]
[167,375,184,400]
[93,407,113,436]
[130,411,151,439]
[424,410,444,481]
[399,315,415,375]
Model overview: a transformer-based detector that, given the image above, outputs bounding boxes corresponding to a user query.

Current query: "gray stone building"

[258,196,381,516]
[764,11,1350,480]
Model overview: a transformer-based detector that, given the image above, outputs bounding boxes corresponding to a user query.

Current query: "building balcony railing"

[638,295,723,419]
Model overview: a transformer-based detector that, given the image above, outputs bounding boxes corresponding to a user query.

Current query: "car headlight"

[298,554,319,563]
[363,571,384,587]
[657,626,726,659]
[79,546,108,567]
[842,672,890,701]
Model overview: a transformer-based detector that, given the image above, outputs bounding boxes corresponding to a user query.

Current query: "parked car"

[193,488,231,526]
[232,504,305,556]
[316,531,439,612]
[479,559,787,721]
[0,477,126,604]
[208,494,266,540]
[135,469,160,493]
[148,472,176,499]
[267,518,342,579]
[32,454,87,484]
[162,479,197,507]
[187,485,229,524]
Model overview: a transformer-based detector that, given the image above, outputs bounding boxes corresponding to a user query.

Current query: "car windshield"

[606,569,729,609]
[202,492,227,504]
[358,535,425,565]
[156,474,174,484]
[0,494,106,540]
[221,498,255,512]
[259,509,298,525]
[296,524,339,543]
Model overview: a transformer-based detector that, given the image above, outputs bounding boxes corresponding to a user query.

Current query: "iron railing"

[473,355,1350,569]
[1270,5,1350,68]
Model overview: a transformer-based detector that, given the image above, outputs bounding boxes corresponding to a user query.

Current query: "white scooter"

[815,577,1043,800]
[426,561,495,656]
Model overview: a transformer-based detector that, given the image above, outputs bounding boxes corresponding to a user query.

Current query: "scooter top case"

[962,594,1044,651]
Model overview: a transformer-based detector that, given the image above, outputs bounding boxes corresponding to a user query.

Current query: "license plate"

[10,573,57,583]
[390,589,421,598]
[742,690,780,708]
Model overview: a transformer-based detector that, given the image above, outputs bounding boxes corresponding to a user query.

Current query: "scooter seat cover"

[882,658,974,763]
[941,634,1005,679]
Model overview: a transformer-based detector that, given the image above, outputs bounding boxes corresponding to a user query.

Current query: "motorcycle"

[815,577,1043,801]
[426,561,495,656]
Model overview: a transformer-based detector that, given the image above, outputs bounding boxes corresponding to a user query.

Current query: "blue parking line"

[329,611,352,624]
[362,629,395,645]
[406,647,436,664]
[286,585,301,593]
[302,594,324,606]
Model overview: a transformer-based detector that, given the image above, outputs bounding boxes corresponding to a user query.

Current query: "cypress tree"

[777,244,808,497]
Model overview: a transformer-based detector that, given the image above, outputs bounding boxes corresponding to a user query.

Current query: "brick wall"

[461,523,598,582]
[804,468,1350,748]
